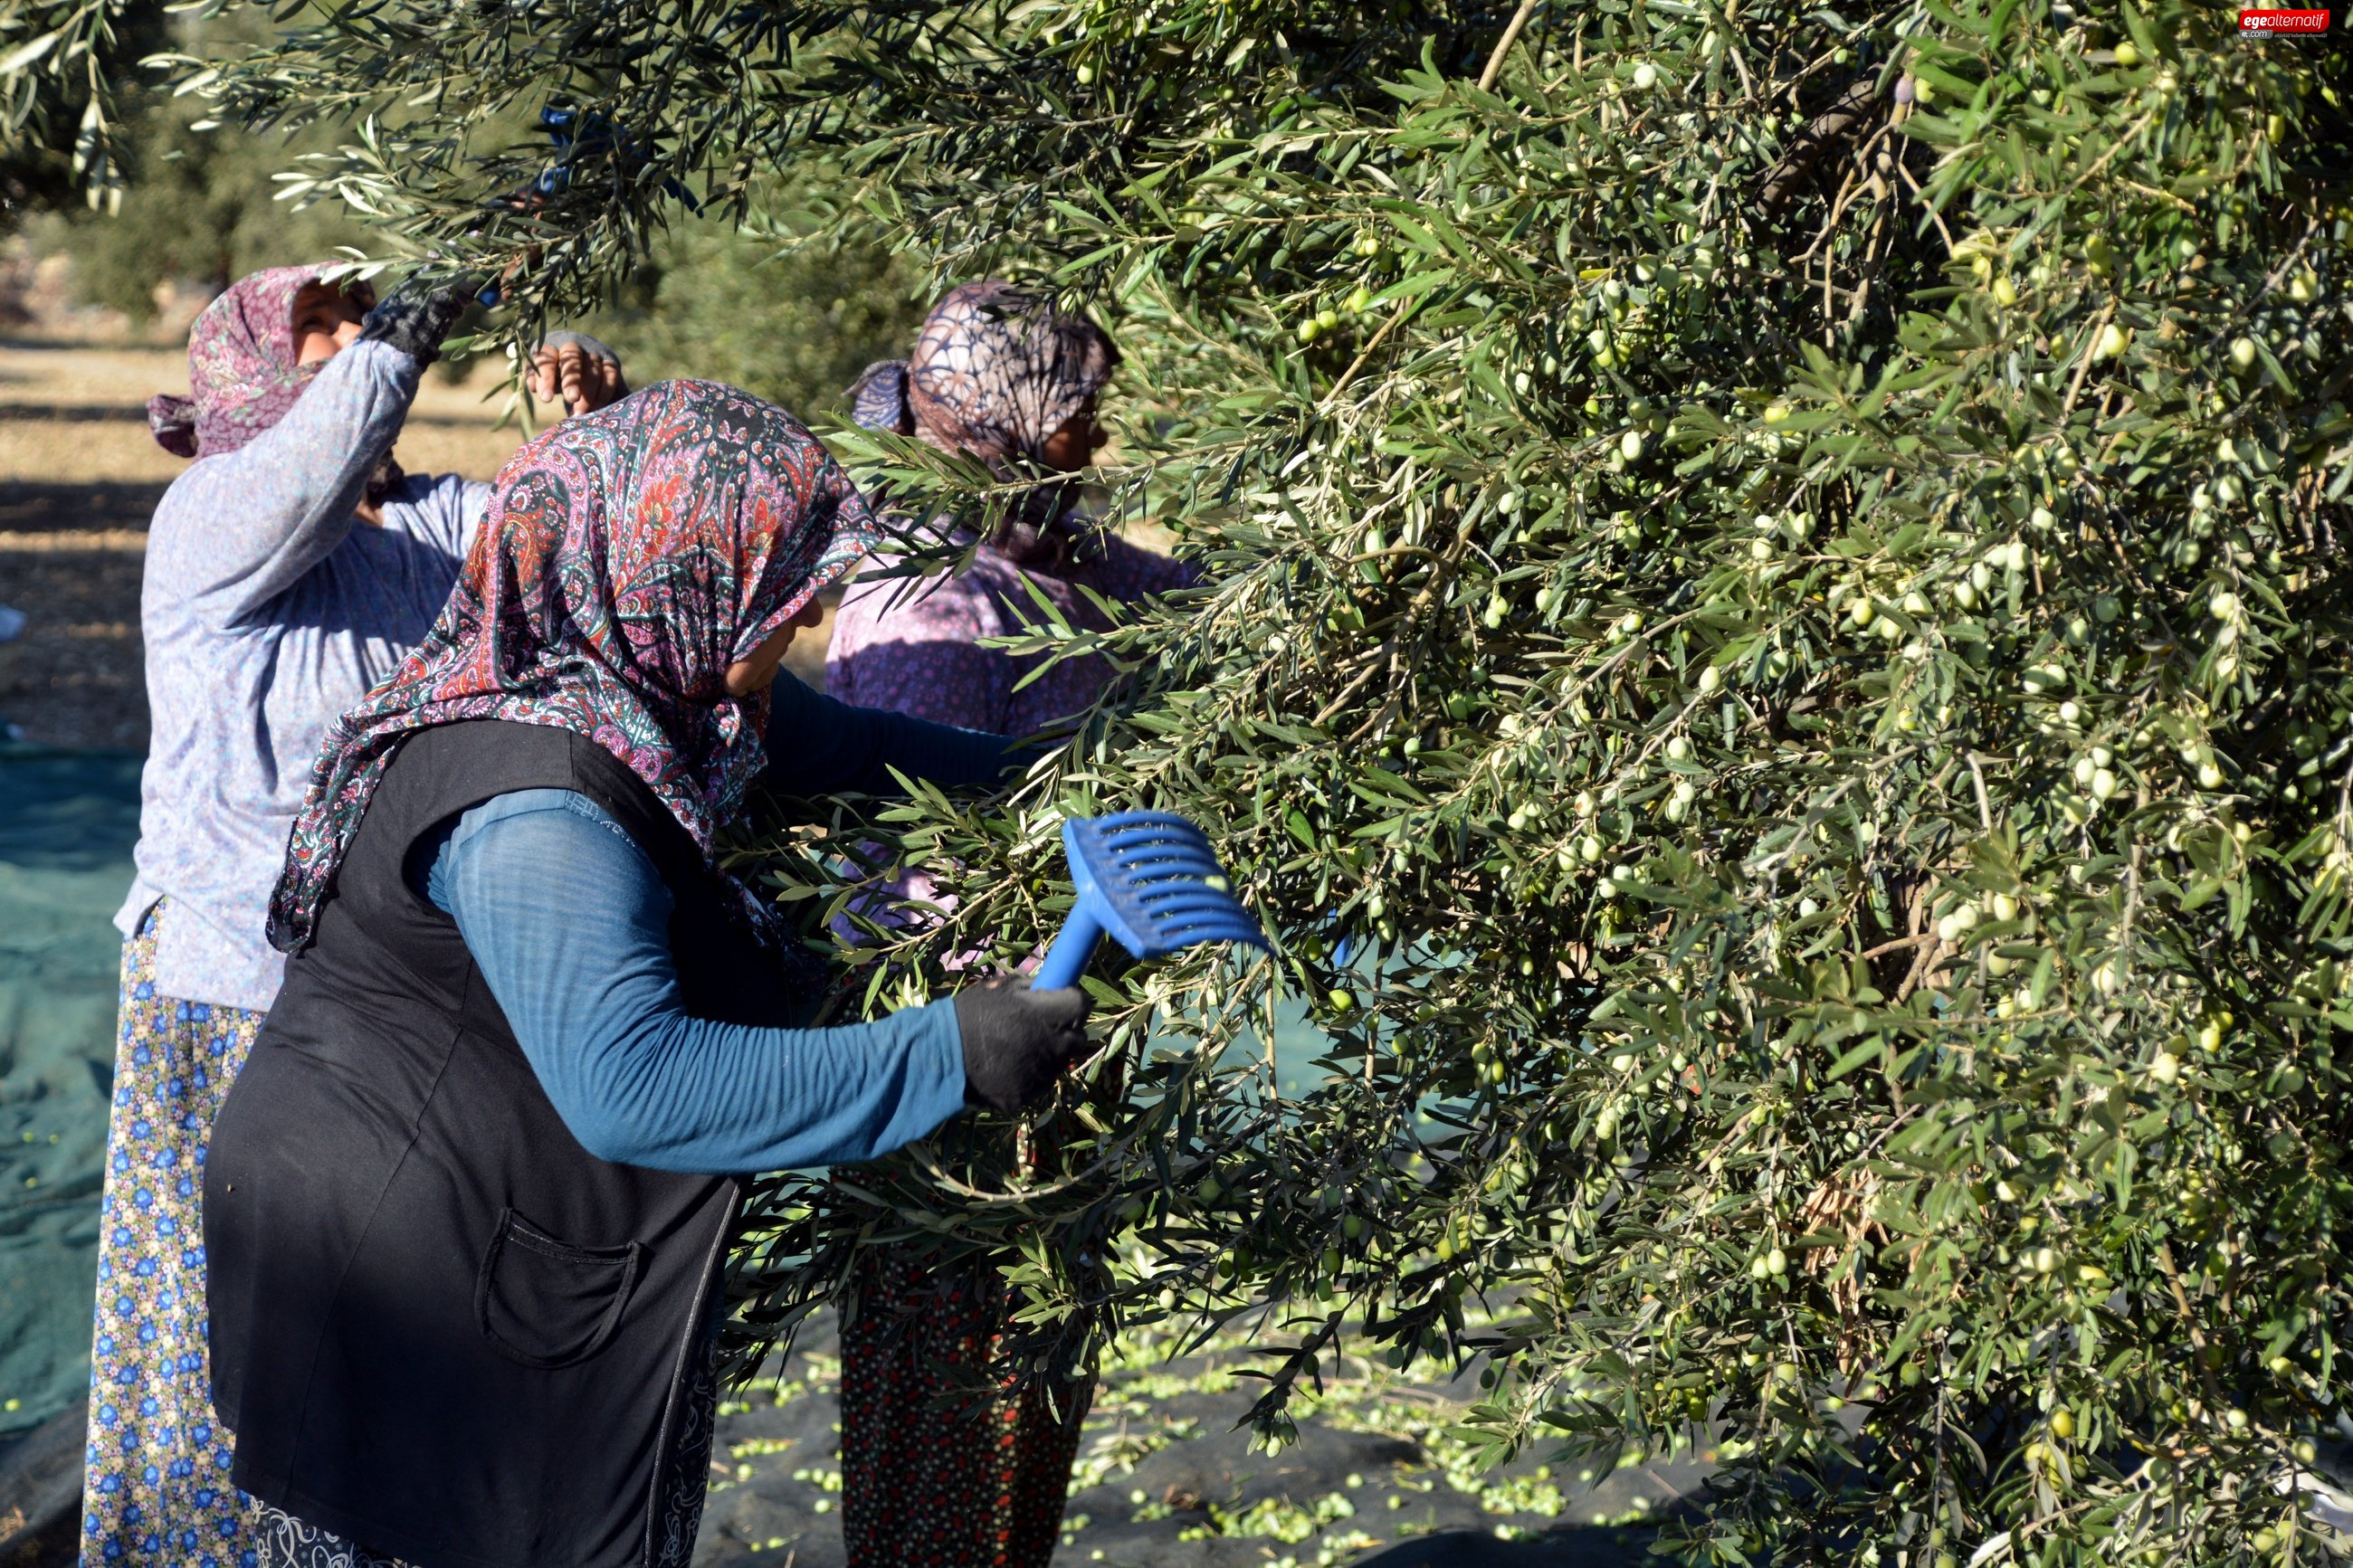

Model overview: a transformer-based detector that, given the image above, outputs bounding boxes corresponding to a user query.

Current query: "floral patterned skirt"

[839,1250,1094,1568]
[81,901,265,1568]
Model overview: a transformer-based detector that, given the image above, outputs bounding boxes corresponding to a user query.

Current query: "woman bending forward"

[85,267,621,1568]
[203,377,1088,1568]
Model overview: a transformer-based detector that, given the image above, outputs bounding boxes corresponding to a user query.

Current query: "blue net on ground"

[0,743,140,1437]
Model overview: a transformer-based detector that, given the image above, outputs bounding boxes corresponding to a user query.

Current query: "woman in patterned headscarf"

[829,283,1199,1568]
[832,280,1197,733]
[205,378,1091,1568]
[82,263,624,1568]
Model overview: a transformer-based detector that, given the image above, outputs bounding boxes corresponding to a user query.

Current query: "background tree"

[0,0,167,221]
[154,2,2353,1563]
[38,90,364,318]
[1,4,369,309]
[588,210,923,421]
[41,114,919,422]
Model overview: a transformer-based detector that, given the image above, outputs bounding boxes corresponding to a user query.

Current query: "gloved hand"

[357,280,470,366]
[954,977,1091,1113]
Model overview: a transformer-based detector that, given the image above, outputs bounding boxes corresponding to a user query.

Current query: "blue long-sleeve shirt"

[760,665,1010,794]
[411,679,1011,1174]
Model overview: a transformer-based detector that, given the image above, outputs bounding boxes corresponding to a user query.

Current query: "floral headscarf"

[266,378,879,952]
[853,280,1117,464]
[850,280,1118,557]
[147,265,372,460]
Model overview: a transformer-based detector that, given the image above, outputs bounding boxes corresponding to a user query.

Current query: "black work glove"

[358,280,470,366]
[955,977,1091,1114]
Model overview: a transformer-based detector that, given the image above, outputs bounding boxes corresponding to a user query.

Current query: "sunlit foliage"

[95,1,2353,1559]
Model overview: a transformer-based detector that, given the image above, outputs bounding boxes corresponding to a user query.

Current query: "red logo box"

[2240,8,2332,32]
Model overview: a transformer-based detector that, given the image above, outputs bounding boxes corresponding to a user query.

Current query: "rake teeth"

[1162,914,1269,948]
[1093,816,1215,849]
[1098,851,1222,881]
[1135,884,1252,917]
[1064,810,1272,963]
[1125,860,1226,889]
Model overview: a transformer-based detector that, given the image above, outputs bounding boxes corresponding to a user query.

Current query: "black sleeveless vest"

[205,720,802,1568]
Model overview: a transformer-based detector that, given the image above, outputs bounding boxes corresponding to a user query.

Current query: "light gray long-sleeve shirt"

[114,338,493,1013]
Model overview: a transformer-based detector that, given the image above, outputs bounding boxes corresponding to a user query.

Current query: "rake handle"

[1032,908,1103,992]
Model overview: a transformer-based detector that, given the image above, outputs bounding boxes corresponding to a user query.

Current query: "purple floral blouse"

[825,528,1197,735]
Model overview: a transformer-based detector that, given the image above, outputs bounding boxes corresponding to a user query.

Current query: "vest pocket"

[474,1207,644,1369]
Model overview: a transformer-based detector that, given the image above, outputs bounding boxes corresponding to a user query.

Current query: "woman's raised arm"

[146,337,429,624]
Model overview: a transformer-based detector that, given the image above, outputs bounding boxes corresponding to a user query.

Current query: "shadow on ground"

[0,1402,82,1567]
[694,1315,1703,1568]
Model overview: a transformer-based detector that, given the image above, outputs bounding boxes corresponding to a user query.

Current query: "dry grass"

[0,530,145,552]
[0,338,552,749]
[0,417,186,487]
[0,340,540,486]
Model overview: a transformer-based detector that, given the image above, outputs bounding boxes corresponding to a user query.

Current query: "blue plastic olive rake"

[1032,813,1270,991]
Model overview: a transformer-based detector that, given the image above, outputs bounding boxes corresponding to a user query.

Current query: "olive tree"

[164,1,2353,1561]
[0,0,171,214]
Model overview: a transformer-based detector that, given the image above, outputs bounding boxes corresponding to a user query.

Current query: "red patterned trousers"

[839,1250,1094,1568]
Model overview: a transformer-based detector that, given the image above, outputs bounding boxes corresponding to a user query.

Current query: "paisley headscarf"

[850,281,1117,557]
[853,280,1116,464]
[266,378,879,952]
[147,265,373,460]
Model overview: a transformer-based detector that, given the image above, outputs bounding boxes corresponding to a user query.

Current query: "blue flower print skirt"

[81,901,264,1568]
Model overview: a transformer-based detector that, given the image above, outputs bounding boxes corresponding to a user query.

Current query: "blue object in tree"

[535,106,700,210]
[478,107,700,309]
[1032,813,1269,991]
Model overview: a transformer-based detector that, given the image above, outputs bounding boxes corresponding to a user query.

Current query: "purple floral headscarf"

[147,264,370,460]
[851,280,1118,466]
[850,280,1118,559]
